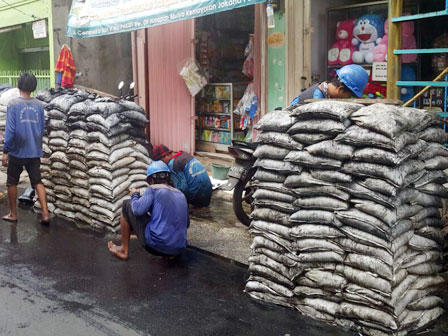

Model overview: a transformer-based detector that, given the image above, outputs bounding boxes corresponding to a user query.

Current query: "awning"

[67,0,267,38]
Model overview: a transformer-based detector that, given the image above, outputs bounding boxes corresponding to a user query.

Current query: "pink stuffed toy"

[402,20,417,63]
[328,20,355,65]
[373,17,417,63]
[373,20,388,62]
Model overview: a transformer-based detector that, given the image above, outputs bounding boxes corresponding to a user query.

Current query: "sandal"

[2,214,18,223]
[40,216,50,226]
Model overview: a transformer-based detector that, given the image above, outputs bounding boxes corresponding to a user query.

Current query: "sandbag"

[291,101,363,122]
[305,140,354,160]
[255,131,303,150]
[288,119,347,134]
[253,144,290,159]
[336,125,418,152]
[285,151,342,169]
[255,110,295,132]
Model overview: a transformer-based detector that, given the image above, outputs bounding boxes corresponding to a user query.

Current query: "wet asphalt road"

[0,204,353,336]
[1,204,447,335]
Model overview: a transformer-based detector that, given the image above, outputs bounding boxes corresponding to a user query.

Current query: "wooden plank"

[394,48,448,54]
[304,98,403,105]
[74,84,118,99]
[387,0,403,100]
[391,10,448,22]
[397,81,448,87]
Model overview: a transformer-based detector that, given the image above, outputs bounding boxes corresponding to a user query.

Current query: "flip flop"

[40,218,50,226]
[2,215,18,223]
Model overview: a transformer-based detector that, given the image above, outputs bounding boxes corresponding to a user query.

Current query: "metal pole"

[386,0,403,100]
[403,66,448,107]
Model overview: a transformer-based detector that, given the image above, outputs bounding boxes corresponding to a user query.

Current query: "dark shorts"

[7,156,42,187]
[121,200,174,257]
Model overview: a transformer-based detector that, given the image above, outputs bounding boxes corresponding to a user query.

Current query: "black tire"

[233,178,255,227]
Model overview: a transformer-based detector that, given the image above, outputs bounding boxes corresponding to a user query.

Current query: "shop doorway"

[147,20,196,154]
[195,6,256,153]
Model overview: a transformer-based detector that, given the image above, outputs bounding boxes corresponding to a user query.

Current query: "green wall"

[0,0,55,84]
[267,11,286,112]
[0,23,49,70]
[0,0,50,29]
[0,31,20,70]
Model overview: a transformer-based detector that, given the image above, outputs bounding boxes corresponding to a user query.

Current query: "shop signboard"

[372,62,387,82]
[67,0,267,38]
[32,20,47,39]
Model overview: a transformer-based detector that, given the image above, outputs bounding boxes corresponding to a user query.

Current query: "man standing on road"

[153,144,212,208]
[1,72,50,225]
[108,160,189,260]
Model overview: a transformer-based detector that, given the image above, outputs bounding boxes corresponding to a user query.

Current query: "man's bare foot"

[107,241,129,260]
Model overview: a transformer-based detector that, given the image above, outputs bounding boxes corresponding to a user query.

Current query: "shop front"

[67,0,270,154]
[309,0,447,110]
[0,0,54,87]
[131,3,266,154]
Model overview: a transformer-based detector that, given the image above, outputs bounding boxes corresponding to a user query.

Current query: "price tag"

[372,62,387,82]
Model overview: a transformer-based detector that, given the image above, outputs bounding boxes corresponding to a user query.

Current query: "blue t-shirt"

[130,184,189,255]
[3,96,45,158]
[289,83,326,106]
[168,157,212,207]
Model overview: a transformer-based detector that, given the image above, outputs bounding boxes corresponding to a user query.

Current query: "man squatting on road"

[2,72,50,225]
[108,160,190,260]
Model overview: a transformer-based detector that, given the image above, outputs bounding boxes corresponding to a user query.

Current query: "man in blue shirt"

[108,161,189,260]
[153,144,212,208]
[289,64,369,106]
[2,73,50,224]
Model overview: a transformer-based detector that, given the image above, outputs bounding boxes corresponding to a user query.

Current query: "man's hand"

[129,188,140,196]
[2,153,8,167]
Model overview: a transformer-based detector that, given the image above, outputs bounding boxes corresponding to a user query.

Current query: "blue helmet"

[336,64,369,98]
[146,160,170,177]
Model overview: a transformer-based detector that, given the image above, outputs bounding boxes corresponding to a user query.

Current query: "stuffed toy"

[363,74,387,99]
[401,65,416,102]
[401,20,417,63]
[372,16,417,64]
[352,14,385,64]
[328,20,355,65]
[373,20,388,62]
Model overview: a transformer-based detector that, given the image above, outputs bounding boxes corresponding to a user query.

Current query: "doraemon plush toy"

[352,14,385,64]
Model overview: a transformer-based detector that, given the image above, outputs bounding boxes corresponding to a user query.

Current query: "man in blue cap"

[289,64,369,106]
[108,160,189,260]
[153,144,212,208]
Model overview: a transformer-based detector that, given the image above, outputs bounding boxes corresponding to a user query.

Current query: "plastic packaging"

[178,58,208,96]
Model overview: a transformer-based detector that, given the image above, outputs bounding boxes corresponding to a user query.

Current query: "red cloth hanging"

[55,45,76,88]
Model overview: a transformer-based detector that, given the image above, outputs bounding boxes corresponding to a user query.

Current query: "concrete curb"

[188,245,248,269]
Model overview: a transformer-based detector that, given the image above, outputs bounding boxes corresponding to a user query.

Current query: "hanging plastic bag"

[178,58,208,96]
[242,36,254,78]
[234,82,255,116]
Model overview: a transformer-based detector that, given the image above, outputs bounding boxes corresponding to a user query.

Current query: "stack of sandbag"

[0,87,20,167]
[34,88,152,232]
[246,101,447,336]
[46,91,87,220]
